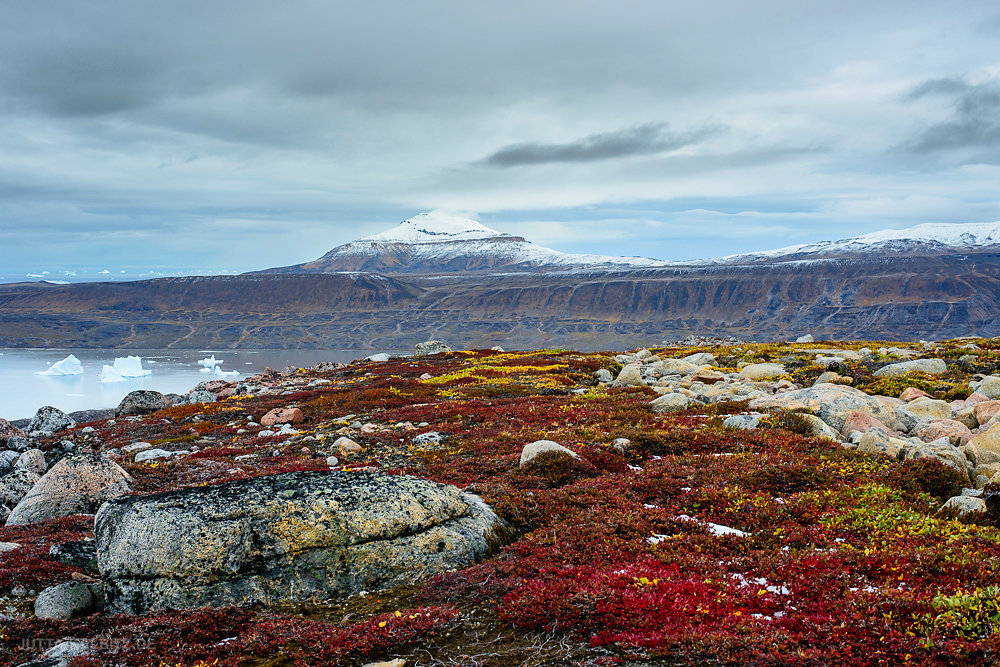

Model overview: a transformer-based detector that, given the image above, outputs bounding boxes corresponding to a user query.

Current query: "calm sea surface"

[0,349,389,421]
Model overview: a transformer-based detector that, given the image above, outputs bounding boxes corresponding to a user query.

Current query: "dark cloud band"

[479,122,720,167]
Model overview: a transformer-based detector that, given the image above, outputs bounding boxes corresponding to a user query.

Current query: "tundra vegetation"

[2,338,1000,666]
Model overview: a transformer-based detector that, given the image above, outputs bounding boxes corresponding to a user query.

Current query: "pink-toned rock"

[973,401,1000,426]
[217,387,236,399]
[0,418,25,445]
[690,369,725,385]
[915,419,973,447]
[965,392,990,406]
[203,380,230,393]
[841,410,894,438]
[260,408,304,427]
[899,387,930,402]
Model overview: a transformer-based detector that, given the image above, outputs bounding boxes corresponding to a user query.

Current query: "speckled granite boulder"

[96,471,507,614]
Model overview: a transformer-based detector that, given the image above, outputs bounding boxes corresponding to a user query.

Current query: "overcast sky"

[2,1,999,281]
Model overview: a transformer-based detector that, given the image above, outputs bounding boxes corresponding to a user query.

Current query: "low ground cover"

[2,340,1000,665]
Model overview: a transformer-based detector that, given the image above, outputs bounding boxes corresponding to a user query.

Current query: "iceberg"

[38,354,84,376]
[198,355,222,368]
[112,356,152,377]
[100,364,126,383]
[214,366,239,377]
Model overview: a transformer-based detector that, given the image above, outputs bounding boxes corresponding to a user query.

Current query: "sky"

[2,1,1000,282]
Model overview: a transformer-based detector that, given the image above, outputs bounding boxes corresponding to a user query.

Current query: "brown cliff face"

[1,252,997,349]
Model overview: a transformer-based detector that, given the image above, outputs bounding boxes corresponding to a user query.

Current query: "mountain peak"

[360,211,511,244]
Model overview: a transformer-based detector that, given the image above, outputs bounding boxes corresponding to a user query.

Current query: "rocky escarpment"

[96,471,506,614]
[2,252,1000,349]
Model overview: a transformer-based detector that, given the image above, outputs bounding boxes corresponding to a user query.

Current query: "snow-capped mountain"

[260,211,669,274]
[706,222,1000,265]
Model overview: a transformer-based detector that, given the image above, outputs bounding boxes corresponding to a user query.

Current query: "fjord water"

[0,349,379,421]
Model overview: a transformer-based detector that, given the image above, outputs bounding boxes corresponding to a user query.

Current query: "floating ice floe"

[198,355,222,368]
[37,354,83,376]
[112,356,152,377]
[213,366,239,378]
[100,365,126,383]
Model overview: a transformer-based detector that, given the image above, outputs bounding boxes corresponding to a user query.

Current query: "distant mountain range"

[257,211,669,274]
[261,212,1000,274]
[3,214,1000,349]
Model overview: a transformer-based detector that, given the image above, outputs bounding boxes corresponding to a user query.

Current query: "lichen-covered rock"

[13,449,47,475]
[0,450,18,475]
[27,406,75,435]
[936,495,987,519]
[872,358,947,377]
[0,417,25,445]
[7,454,131,526]
[649,392,691,414]
[414,340,452,356]
[96,471,507,614]
[653,358,699,375]
[116,390,168,417]
[0,469,41,507]
[34,581,96,620]
[915,419,973,447]
[723,414,760,430]
[187,390,218,404]
[977,376,1000,400]
[904,397,952,422]
[611,364,644,387]
[749,384,897,433]
[260,407,304,427]
[738,363,785,380]
[967,423,1000,466]
[520,440,578,466]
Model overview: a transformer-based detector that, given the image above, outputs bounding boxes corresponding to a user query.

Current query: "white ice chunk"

[38,354,83,376]
[214,366,239,377]
[198,355,222,368]
[100,364,126,383]
[113,356,151,377]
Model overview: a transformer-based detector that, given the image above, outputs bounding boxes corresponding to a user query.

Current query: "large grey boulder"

[414,340,452,356]
[7,454,131,526]
[0,469,41,507]
[187,390,218,404]
[873,358,947,377]
[96,471,507,614]
[649,392,691,413]
[611,364,644,387]
[27,406,75,435]
[116,390,168,417]
[749,384,897,433]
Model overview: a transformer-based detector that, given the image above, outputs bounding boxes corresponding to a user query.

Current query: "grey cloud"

[903,77,1000,156]
[479,123,721,167]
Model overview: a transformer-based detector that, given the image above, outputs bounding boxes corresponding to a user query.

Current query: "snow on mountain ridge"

[342,211,668,269]
[705,221,1000,264]
[361,211,511,243]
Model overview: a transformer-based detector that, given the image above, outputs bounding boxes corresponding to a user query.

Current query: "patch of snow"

[362,211,510,243]
[675,514,749,538]
[647,533,670,545]
[37,354,83,376]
